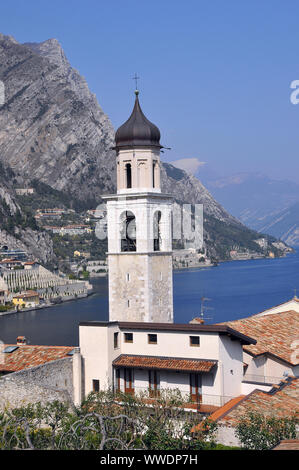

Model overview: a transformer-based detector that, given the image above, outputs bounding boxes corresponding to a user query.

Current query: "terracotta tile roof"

[0,344,74,372]
[13,291,39,299]
[218,310,299,365]
[113,354,217,373]
[80,321,256,346]
[191,395,246,433]
[211,378,299,426]
[273,440,299,450]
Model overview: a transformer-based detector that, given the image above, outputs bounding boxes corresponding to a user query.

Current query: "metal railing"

[114,385,234,409]
[242,374,286,385]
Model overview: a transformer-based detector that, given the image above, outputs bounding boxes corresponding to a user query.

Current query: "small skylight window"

[67,349,76,356]
[3,346,19,353]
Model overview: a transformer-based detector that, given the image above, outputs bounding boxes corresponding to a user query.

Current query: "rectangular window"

[92,379,100,392]
[114,332,119,349]
[149,370,160,397]
[124,332,133,343]
[190,374,202,403]
[148,334,157,344]
[124,368,134,395]
[190,336,200,347]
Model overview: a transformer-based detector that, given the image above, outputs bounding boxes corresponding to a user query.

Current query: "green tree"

[0,391,219,450]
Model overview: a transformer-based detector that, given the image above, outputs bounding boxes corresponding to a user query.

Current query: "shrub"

[235,411,298,450]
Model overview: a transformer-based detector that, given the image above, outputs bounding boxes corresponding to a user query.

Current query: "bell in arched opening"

[120,211,136,252]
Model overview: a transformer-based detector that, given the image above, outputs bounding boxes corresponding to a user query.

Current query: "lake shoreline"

[1,250,298,346]
[2,251,296,317]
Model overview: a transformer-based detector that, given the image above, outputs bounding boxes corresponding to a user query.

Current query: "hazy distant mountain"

[203,172,299,245]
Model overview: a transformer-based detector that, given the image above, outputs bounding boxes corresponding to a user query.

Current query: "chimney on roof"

[189,317,205,325]
[17,336,27,345]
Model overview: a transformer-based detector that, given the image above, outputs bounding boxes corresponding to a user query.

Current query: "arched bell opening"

[120,211,136,252]
[153,211,162,252]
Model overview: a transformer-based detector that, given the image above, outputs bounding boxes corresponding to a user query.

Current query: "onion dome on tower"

[115,91,162,150]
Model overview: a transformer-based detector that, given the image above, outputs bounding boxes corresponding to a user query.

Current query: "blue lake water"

[0,250,298,346]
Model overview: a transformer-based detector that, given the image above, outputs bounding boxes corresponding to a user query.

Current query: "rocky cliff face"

[0,34,116,204]
[0,34,288,261]
[0,34,241,217]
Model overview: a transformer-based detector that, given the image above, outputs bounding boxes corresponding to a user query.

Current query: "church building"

[73,90,256,408]
[103,89,173,324]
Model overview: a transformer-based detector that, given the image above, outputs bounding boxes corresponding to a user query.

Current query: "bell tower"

[104,90,173,323]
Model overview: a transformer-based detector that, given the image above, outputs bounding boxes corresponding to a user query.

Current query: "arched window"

[125,163,132,189]
[153,211,162,251]
[152,161,156,188]
[120,211,136,252]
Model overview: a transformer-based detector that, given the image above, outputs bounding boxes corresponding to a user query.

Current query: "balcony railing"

[114,385,234,410]
[243,374,286,385]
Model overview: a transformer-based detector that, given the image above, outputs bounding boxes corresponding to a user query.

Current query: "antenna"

[199,296,214,322]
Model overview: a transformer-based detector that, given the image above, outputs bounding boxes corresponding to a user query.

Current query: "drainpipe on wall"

[73,347,82,406]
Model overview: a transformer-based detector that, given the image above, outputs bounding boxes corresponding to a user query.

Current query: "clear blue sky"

[1,0,299,182]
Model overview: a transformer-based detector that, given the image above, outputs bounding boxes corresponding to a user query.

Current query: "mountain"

[0,34,116,205]
[203,172,299,245]
[0,34,291,262]
[247,202,299,246]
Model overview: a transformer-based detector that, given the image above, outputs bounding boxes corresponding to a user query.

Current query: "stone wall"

[108,253,173,323]
[0,357,73,410]
[216,424,240,447]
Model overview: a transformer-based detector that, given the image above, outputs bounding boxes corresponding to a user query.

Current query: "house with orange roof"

[219,308,299,391]
[252,295,299,317]
[0,337,75,410]
[12,290,40,309]
[75,321,257,408]
[192,377,299,447]
[0,338,74,375]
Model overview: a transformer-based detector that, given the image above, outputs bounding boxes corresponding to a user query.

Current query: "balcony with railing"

[242,373,286,385]
[113,384,235,413]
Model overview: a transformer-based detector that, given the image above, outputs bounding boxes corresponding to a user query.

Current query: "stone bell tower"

[104,90,173,323]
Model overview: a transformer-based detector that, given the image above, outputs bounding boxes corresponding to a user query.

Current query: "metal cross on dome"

[132,73,140,90]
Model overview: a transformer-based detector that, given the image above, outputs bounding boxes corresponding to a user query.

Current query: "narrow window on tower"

[154,211,162,251]
[114,332,119,349]
[153,161,156,188]
[126,163,132,188]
